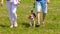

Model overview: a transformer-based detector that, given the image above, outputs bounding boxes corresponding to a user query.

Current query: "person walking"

[6,0,21,28]
[34,0,50,26]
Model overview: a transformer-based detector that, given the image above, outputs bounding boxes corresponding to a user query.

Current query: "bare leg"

[42,13,46,24]
[37,12,40,25]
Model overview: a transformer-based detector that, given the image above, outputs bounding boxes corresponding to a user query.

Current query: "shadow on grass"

[21,22,30,28]
[0,24,9,28]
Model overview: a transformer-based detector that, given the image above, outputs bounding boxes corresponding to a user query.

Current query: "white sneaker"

[10,25,13,28]
[14,23,18,27]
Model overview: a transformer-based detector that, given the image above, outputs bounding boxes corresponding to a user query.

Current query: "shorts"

[36,1,47,13]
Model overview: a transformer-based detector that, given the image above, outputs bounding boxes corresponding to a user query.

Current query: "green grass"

[0,0,60,34]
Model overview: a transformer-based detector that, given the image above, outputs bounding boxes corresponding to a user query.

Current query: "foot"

[36,23,40,27]
[10,25,13,28]
[14,23,18,27]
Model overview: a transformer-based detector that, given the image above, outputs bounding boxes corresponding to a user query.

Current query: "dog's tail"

[31,9,34,13]
[31,10,36,17]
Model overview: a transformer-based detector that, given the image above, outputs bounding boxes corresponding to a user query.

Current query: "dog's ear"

[33,13,36,18]
[28,15,31,19]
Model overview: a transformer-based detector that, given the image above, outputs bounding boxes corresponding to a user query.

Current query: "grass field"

[0,0,60,34]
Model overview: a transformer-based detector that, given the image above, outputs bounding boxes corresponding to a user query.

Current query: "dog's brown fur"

[29,10,36,27]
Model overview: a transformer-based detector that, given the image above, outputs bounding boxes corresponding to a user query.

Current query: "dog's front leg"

[34,20,35,27]
[30,20,32,26]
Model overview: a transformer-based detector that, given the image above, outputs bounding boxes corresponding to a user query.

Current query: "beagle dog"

[29,10,36,27]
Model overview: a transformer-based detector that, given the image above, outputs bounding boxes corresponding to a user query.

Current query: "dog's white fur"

[29,10,36,27]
